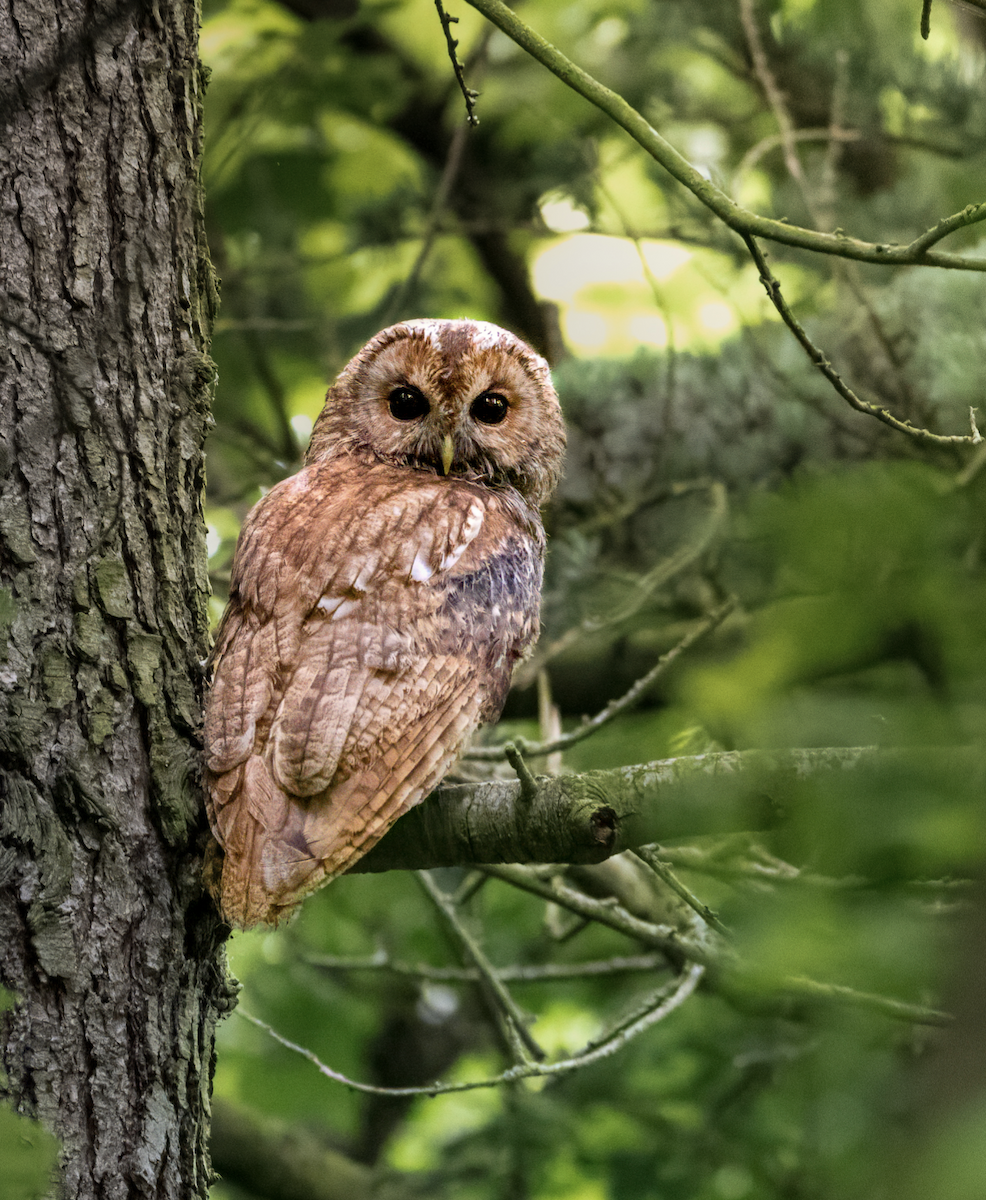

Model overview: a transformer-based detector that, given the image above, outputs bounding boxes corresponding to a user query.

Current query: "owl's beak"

[439,434,455,476]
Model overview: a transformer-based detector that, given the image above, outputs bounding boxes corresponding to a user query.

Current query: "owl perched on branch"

[204,319,566,928]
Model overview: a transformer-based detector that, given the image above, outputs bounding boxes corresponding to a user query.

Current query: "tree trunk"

[0,1,228,1196]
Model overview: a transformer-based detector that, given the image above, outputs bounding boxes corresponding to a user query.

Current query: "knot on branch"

[589,806,617,849]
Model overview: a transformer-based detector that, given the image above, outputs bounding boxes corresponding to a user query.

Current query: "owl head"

[306,319,566,507]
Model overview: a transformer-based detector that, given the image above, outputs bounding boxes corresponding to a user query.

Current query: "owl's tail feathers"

[205,755,326,929]
[204,687,479,927]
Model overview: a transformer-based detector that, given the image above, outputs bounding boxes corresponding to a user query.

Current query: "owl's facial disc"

[306,319,566,505]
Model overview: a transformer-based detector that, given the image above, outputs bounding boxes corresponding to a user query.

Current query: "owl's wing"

[204,459,543,927]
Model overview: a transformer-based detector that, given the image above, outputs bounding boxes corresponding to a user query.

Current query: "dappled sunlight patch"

[531,1001,603,1059]
[532,233,810,355]
[385,1054,502,1172]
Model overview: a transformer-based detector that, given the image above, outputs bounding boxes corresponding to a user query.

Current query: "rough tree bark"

[0,0,230,1196]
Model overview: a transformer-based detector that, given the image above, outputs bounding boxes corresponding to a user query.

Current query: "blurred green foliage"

[0,990,59,1200]
[0,1108,58,1200]
[199,0,986,1196]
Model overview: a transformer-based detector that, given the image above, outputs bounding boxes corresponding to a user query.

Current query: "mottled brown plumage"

[203,319,566,927]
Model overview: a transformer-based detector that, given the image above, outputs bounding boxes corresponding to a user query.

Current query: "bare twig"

[908,203,986,257]
[634,847,730,935]
[504,742,540,800]
[955,438,986,488]
[731,127,862,201]
[738,0,804,188]
[655,842,971,899]
[536,670,563,775]
[481,863,720,966]
[921,0,934,38]
[237,963,704,1096]
[467,598,736,762]
[238,948,947,1104]
[744,233,981,447]
[515,480,728,685]
[774,977,951,1026]
[435,0,481,126]
[570,477,714,539]
[386,118,472,325]
[417,870,546,1062]
[483,867,953,1027]
[817,49,849,233]
[305,950,673,982]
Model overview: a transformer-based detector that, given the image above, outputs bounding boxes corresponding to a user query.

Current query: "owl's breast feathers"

[204,458,546,927]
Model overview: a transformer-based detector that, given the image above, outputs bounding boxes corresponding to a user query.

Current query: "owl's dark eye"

[470,392,509,426]
[388,386,430,421]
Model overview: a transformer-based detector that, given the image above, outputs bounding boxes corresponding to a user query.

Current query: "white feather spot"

[404,319,443,349]
[330,598,360,621]
[410,551,434,582]
[317,595,360,620]
[438,502,485,571]
[467,321,510,350]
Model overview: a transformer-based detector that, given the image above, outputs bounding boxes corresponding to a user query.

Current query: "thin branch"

[775,976,951,1026]
[907,203,986,256]
[536,670,564,775]
[815,48,849,234]
[417,870,546,1062]
[731,127,862,201]
[921,0,934,38]
[634,847,730,935]
[504,742,539,799]
[481,864,720,966]
[304,950,673,982]
[238,952,947,1106]
[575,969,702,1054]
[467,598,736,762]
[955,438,986,488]
[237,962,704,1097]
[464,0,986,271]
[434,0,481,126]
[744,233,981,447]
[655,843,972,906]
[515,479,728,685]
[566,476,714,539]
[738,0,805,188]
[483,868,952,1027]
[385,116,472,325]
[654,840,873,890]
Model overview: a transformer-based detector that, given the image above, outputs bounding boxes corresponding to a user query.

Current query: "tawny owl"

[203,319,566,928]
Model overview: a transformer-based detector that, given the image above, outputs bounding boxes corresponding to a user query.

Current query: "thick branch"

[353,746,900,873]
[466,0,986,271]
